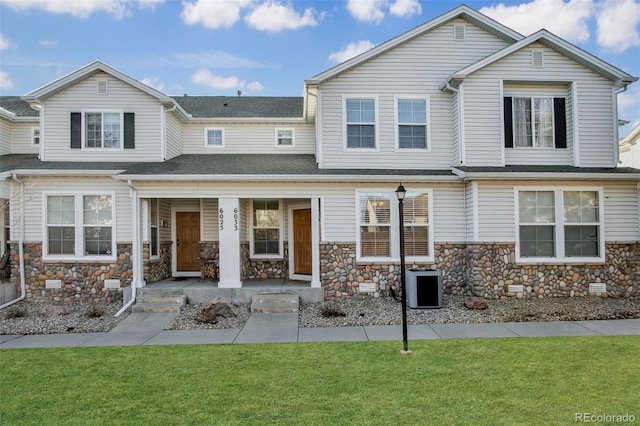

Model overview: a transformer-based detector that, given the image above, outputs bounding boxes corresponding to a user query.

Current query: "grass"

[1,336,638,425]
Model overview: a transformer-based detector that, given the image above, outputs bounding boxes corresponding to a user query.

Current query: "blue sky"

[0,0,638,136]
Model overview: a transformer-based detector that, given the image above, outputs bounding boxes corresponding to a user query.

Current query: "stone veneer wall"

[320,242,467,300]
[241,242,289,280]
[143,241,172,283]
[466,242,639,299]
[10,242,132,303]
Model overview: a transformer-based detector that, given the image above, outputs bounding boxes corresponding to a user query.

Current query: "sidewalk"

[1,313,638,349]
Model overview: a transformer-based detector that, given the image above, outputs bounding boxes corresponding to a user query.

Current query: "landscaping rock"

[45,304,70,317]
[202,297,238,318]
[464,297,488,310]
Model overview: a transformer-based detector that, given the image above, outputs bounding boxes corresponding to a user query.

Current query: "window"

[504,96,566,149]
[2,201,9,254]
[517,189,602,262]
[86,112,121,148]
[150,199,159,257]
[346,98,376,149]
[357,190,433,261]
[32,127,40,146]
[251,200,281,257]
[397,98,428,150]
[45,194,114,258]
[276,129,294,147]
[359,193,391,257]
[204,128,224,147]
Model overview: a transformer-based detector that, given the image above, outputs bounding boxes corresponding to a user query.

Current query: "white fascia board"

[187,117,307,124]
[306,5,522,85]
[453,171,640,181]
[114,174,461,183]
[10,169,126,177]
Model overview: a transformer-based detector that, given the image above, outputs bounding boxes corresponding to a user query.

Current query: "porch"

[134,277,324,304]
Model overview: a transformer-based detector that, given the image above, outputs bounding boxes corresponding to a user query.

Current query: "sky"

[0,0,638,137]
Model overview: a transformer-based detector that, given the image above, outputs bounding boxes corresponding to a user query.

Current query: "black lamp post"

[396,184,411,355]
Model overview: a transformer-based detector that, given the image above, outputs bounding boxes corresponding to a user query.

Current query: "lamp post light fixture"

[395,183,411,355]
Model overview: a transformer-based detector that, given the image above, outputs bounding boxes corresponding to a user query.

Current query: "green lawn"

[1,336,638,425]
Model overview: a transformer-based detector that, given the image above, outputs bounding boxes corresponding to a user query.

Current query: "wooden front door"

[293,208,312,275]
[176,212,201,271]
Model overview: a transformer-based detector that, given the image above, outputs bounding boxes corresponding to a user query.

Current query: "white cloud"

[181,0,252,29]
[619,85,640,123]
[0,71,15,90]
[480,0,594,42]
[0,33,13,51]
[245,1,323,32]
[347,0,387,24]
[246,81,264,91]
[38,39,58,47]
[596,0,640,52]
[389,0,421,17]
[192,69,245,90]
[329,40,375,63]
[140,77,165,92]
[0,0,164,19]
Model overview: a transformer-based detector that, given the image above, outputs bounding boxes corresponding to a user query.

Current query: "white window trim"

[144,198,160,259]
[81,110,124,151]
[42,191,117,262]
[249,199,284,260]
[355,188,434,263]
[275,128,295,148]
[204,128,225,148]
[394,95,431,152]
[343,95,380,152]
[514,186,605,264]
[31,127,40,146]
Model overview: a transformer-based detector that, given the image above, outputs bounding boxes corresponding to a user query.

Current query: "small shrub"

[5,306,28,319]
[321,304,346,318]
[85,305,105,318]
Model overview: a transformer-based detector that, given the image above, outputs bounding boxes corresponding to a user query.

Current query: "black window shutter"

[503,97,513,148]
[124,113,135,149]
[70,112,81,149]
[553,98,567,149]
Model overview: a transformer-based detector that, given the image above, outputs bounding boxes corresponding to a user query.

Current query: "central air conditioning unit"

[405,269,443,309]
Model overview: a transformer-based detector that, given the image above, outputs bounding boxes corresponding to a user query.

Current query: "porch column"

[218,198,242,288]
[311,197,321,287]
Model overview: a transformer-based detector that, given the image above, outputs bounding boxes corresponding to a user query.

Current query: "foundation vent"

[104,279,121,290]
[589,283,606,293]
[508,284,524,293]
[45,279,61,289]
[359,283,376,293]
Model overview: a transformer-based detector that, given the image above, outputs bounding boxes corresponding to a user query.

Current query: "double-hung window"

[346,98,376,149]
[357,190,433,262]
[251,200,282,258]
[32,127,40,146]
[397,98,428,150]
[204,128,224,147]
[150,199,159,258]
[504,96,566,149]
[45,194,115,259]
[517,188,602,262]
[86,112,121,148]
[276,129,294,147]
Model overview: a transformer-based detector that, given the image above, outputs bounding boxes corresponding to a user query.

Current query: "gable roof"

[172,96,303,118]
[0,96,39,120]
[444,29,637,87]
[21,60,176,104]
[305,4,523,86]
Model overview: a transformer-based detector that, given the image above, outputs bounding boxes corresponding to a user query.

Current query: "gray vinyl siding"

[465,182,475,241]
[19,176,132,242]
[603,182,639,241]
[165,113,183,160]
[181,122,315,154]
[41,72,162,162]
[10,121,40,154]
[477,182,516,242]
[159,199,171,241]
[318,18,510,169]
[202,198,219,241]
[0,117,10,155]
[462,43,617,167]
[322,189,357,242]
[433,184,466,242]
[452,90,460,165]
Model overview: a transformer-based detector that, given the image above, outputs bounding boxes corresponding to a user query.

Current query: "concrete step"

[131,303,183,313]
[137,293,187,305]
[251,293,299,313]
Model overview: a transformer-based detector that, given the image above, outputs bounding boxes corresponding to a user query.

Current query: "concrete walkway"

[1,313,638,349]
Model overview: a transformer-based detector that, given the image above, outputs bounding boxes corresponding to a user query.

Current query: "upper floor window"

[276,129,294,147]
[397,98,428,150]
[31,127,40,146]
[204,128,224,148]
[516,188,603,263]
[45,193,115,259]
[345,98,376,149]
[70,112,134,150]
[504,97,566,149]
[251,200,282,258]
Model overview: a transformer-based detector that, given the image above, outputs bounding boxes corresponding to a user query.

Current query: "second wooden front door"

[176,212,201,271]
[293,208,312,275]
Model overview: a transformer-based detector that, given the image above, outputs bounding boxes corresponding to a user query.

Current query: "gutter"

[112,173,461,183]
[452,168,640,181]
[114,180,142,317]
[0,174,26,309]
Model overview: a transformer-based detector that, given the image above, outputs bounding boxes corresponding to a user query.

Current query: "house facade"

[1,5,638,307]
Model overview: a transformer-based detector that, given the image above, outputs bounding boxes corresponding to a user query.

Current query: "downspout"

[443,83,462,165]
[161,103,177,161]
[0,174,26,309]
[114,180,141,317]
[614,83,629,166]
